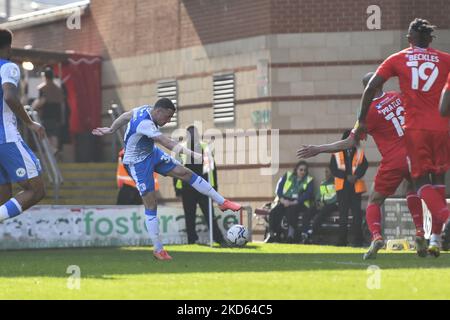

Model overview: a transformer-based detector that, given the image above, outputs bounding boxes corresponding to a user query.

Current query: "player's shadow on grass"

[0,247,449,279]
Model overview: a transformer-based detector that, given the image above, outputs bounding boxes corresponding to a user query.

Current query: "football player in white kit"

[0,29,46,224]
[93,98,242,260]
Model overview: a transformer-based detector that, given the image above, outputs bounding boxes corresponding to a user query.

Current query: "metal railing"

[25,105,64,202]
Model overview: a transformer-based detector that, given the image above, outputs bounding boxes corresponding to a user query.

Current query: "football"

[226,224,249,247]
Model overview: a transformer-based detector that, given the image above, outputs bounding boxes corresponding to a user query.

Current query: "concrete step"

[13,163,120,205]
[60,170,116,180]
[58,180,116,188]
[45,188,117,198]
[59,162,117,171]
[13,180,116,191]
[40,196,116,205]
[58,162,117,180]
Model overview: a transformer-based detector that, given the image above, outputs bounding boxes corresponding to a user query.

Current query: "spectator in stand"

[265,161,315,243]
[32,67,65,156]
[308,167,338,242]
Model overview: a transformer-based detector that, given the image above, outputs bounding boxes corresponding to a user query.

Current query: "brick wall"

[11,10,104,56]
[11,0,450,60]
[270,0,449,33]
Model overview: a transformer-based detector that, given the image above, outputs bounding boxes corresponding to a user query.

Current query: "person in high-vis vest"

[309,168,338,240]
[265,161,315,243]
[173,125,225,245]
[330,130,368,247]
[117,149,160,205]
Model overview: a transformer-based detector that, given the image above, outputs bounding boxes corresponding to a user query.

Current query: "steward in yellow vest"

[266,161,315,244]
[329,130,368,247]
[275,170,314,208]
[318,173,337,207]
[332,149,367,194]
[174,141,217,194]
[309,168,339,241]
[172,125,224,245]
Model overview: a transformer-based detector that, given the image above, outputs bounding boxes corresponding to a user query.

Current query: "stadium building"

[1,0,449,210]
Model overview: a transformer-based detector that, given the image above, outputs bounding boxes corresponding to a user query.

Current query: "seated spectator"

[307,167,338,242]
[265,161,315,243]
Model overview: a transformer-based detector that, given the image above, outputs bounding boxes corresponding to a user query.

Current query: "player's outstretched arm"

[297,135,357,159]
[3,83,45,140]
[358,74,386,124]
[92,110,133,136]
[153,134,202,161]
[439,87,450,117]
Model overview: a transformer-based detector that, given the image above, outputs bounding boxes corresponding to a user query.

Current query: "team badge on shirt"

[16,168,26,178]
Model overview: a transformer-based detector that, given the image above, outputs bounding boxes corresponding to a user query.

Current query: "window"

[213,73,235,124]
[157,79,178,128]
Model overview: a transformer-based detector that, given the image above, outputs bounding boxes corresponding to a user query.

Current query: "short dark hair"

[0,29,12,50]
[362,72,375,88]
[154,98,176,112]
[409,18,436,36]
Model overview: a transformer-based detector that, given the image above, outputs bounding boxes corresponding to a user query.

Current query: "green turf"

[1,243,450,300]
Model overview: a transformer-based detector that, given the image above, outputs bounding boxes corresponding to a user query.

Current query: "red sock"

[407,192,424,237]
[418,185,450,235]
[366,204,382,240]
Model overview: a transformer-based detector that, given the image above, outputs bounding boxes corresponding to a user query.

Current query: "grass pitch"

[1,243,450,300]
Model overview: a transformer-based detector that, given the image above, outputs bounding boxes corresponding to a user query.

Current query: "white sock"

[145,215,163,253]
[430,233,441,246]
[0,206,8,222]
[0,198,23,222]
[190,175,225,205]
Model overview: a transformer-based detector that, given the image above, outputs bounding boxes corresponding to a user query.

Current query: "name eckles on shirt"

[406,53,440,63]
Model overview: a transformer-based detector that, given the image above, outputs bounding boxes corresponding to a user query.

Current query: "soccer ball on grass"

[226,224,249,247]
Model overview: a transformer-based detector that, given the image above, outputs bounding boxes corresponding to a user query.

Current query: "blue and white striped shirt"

[0,59,22,144]
[123,105,162,165]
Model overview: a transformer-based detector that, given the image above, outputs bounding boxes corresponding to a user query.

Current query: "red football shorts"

[374,158,410,196]
[405,129,450,179]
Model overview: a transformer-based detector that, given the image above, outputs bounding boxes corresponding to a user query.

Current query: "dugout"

[11,47,102,162]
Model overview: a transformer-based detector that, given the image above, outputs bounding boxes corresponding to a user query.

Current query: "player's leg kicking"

[126,147,242,261]
[166,165,241,212]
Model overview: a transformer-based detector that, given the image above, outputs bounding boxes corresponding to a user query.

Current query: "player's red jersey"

[376,46,450,131]
[360,91,407,167]
[351,91,409,195]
